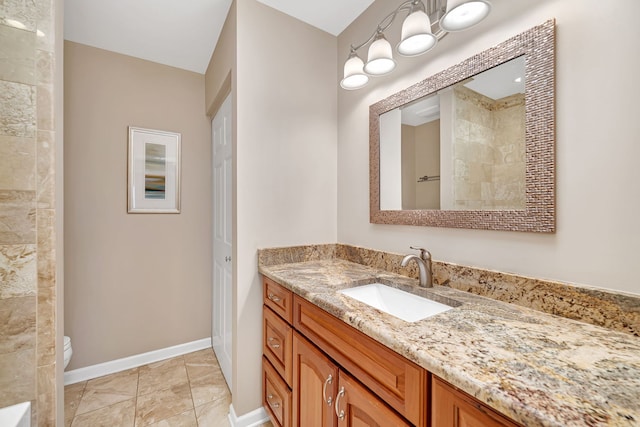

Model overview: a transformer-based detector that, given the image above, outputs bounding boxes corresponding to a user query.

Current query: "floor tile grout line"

[65,349,227,426]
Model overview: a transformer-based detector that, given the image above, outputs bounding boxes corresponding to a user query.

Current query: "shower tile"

[0,244,36,298]
[36,83,53,131]
[71,398,136,427]
[135,382,193,426]
[0,81,36,138]
[0,348,35,407]
[36,285,55,365]
[0,1,37,32]
[0,24,35,84]
[36,208,55,286]
[0,190,36,244]
[36,130,54,208]
[0,296,36,354]
[36,50,52,85]
[0,135,36,191]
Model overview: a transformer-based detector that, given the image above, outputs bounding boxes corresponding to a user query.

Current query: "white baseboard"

[228,403,269,427]
[64,338,212,385]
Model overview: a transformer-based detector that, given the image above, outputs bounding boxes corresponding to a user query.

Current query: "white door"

[212,94,233,389]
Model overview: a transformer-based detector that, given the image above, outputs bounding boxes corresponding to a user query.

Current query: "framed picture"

[128,126,181,213]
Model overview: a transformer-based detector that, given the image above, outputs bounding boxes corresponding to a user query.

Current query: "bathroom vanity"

[259,247,640,427]
[262,276,519,427]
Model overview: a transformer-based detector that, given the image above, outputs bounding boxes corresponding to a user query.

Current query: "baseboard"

[228,403,269,427]
[63,337,212,385]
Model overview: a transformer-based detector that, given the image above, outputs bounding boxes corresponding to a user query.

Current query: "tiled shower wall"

[0,0,58,424]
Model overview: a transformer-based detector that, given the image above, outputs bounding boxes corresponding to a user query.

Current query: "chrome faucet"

[401,246,432,288]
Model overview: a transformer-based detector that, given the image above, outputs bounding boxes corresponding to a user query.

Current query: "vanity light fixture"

[340,0,492,90]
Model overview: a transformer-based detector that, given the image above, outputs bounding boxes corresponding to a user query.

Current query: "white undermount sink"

[339,283,453,322]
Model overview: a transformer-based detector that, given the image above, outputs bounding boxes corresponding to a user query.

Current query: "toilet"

[63,336,72,370]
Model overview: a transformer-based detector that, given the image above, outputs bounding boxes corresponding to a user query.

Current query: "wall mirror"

[370,20,555,232]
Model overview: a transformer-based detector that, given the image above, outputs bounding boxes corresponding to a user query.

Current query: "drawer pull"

[268,293,281,302]
[322,374,333,405]
[267,394,281,408]
[268,337,281,349]
[334,386,345,420]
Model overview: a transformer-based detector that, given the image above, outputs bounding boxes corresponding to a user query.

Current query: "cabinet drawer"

[263,357,292,427]
[294,296,428,427]
[432,377,522,427]
[264,276,293,323]
[264,306,293,387]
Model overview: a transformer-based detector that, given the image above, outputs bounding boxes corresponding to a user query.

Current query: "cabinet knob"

[322,374,333,405]
[267,394,280,408]
[268,337,280,349]
[268,293,281,302]
[334,386,345,420]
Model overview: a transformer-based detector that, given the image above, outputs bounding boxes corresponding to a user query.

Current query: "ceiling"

[64,0,373,74]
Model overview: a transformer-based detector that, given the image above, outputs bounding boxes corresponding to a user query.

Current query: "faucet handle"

[409,246,431,261]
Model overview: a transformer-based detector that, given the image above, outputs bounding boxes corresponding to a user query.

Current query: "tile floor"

[64,348,273,427]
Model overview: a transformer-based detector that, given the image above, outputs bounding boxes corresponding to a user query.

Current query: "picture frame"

[128,126,181,213]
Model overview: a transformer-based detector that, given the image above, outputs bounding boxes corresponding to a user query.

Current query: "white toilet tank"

[63,336,72,370]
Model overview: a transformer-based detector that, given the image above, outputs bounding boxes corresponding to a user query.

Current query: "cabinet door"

[263,357,292,427]
[335,371,410,427]
[432,377,522,427]
[293,332,338,427]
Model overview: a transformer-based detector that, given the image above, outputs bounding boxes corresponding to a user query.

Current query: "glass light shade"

[397,10,437,56]
[340,53,369,90]
[440,0,491,32]
[364,33,397,76]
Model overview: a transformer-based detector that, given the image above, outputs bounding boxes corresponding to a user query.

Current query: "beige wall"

[225,0,338,416]
[205,1,236,116]
[414,121,440,209]
[0,0,60,423]
[338,0,640,295]
[401,124,416,209]
[64,42,212,369]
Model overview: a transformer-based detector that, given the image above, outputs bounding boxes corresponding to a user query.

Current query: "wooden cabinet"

[263,357,292,427]
[264,305,293,386]
[432,377,522,427]
[293,332,338,427]
[263,275,520,427]
[293,295,427,426]
[263,278,294,427]
[335,370,411,427]
[293,331,408,427]
[264,276,293,323]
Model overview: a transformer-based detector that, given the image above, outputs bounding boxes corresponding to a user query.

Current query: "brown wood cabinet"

[336,370,412,427]
[293,331,409,427]
[293,294,427,426]
[432,377,522,427]
[293,332,338,427]
[263,275,521,427]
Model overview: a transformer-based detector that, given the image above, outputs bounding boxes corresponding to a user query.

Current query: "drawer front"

[263,357,292,427]
[264,276,293,323]
[432,377,522,427]
[293,295,428,427]
[264,306,293,387]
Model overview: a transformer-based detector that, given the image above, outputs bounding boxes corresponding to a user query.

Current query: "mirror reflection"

[380,56,526,211]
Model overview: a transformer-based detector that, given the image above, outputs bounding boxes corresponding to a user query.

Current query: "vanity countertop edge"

[259,258,640,427]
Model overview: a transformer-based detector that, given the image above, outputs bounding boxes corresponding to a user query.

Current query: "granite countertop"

[259,258,640,427]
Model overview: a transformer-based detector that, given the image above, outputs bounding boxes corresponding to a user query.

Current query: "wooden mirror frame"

[370,20,555,232]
